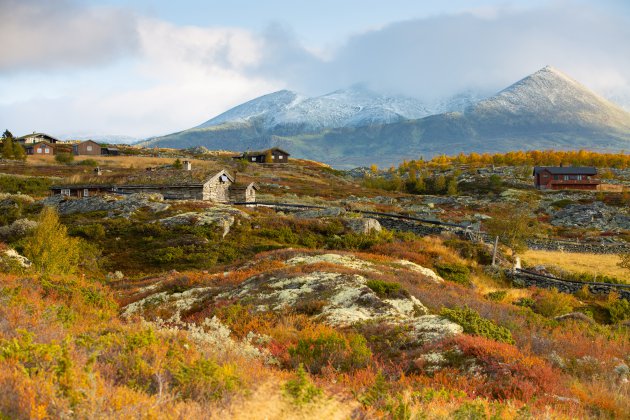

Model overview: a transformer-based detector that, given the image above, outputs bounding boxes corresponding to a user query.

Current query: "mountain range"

[140,66,630,168]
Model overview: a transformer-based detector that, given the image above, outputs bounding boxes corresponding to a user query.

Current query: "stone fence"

[509,269,630,300]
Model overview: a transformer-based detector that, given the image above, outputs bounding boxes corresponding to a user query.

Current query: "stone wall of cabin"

[203,180,231,202]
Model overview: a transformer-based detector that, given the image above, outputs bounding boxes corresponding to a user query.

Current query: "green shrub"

[55,153,74,164]
[440,306,514,344]
[484,290,507,302]
[173,358,240,401]
[288,330,372,374]
[0,175,52,195]
[70,223,106,239]
[435,262,470,284]
[366,279,407,299]
[283,364,322,405]
[532,288,579,317]
[452,402,488,420]
[77,159,99,167]
[513,297,535,308]
[607,296,630,323]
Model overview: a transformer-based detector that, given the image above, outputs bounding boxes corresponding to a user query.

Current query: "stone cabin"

[229,182,258,203]
[533,166,599,190]
[232,147,290,164]
[25,142,55,156]
[73,140,102,156]
[50,169,238,203]
[17,133,60,145]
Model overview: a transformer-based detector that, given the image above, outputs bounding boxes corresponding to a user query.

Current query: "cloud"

[251,4,630,101]
[0,0,139,72]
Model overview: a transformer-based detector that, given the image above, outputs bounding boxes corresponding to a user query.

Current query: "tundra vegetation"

[0,148,628,418]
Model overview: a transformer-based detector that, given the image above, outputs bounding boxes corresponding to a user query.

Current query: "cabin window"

[37,148,42,154]
[61,189,70,196]
[251,157,256,161]
[553,175,559,180]
[83,189,89,197]
[219,174,228,183]
[577,175,582,181]
[278,155,283,159]
[563,175,569,181]
[87,145,93,151]
[44,148,50,154]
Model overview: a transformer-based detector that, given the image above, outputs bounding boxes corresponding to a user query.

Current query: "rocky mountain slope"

[141,66,630,168]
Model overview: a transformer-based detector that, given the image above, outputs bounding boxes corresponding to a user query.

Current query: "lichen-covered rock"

[2,248,32,268]
[157,205,248,237]
[42,193,170,217]
[551,201,630,230]
[343,217,382,234]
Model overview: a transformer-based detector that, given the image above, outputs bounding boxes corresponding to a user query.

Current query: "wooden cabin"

[73,140,102,156]
[50,184,113,198]
[229,182,258,203]
[232,147,290,164]
[17,133,60,145]
[25,142,55,155]
[533,167,599,190]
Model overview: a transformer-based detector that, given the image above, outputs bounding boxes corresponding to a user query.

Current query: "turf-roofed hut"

[51,168,236,202]
[232,147,290,164]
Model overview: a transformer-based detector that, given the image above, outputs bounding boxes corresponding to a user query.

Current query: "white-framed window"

[44,148,50,154]
[251,157,256,161]
[61,189,71,196]
[37,148,42,154]
[83,189,89,197]
[87,145,93,151]
[278,155,283,159]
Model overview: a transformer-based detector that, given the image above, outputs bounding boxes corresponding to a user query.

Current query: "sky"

[1,0,630,139]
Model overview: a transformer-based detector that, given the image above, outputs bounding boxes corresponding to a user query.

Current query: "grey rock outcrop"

[157,206,248,237]
[551,201,630,230]
[42,193,170,217]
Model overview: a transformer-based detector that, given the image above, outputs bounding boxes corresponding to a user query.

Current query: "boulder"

[343,217,382,234]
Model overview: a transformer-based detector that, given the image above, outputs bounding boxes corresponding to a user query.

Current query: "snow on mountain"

[197,86,430,132]
[467,66,630,130]
[196,90,303,128]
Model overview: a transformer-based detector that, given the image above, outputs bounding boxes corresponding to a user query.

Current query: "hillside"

[0,150,629,418]
[142,67,630,168]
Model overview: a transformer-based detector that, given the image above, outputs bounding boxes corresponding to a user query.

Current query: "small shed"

[230,182,258,203]
[232,147,290,164]
[101,147,119,156]
[25,142,55,155]
[73,140,102,156]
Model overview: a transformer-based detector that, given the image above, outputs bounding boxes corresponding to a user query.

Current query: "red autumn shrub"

[425,334,564,402]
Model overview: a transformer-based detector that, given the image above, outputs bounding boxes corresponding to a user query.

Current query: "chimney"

[183,160,192,171]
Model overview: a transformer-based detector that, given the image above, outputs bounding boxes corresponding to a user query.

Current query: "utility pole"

[492,236,499,266]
